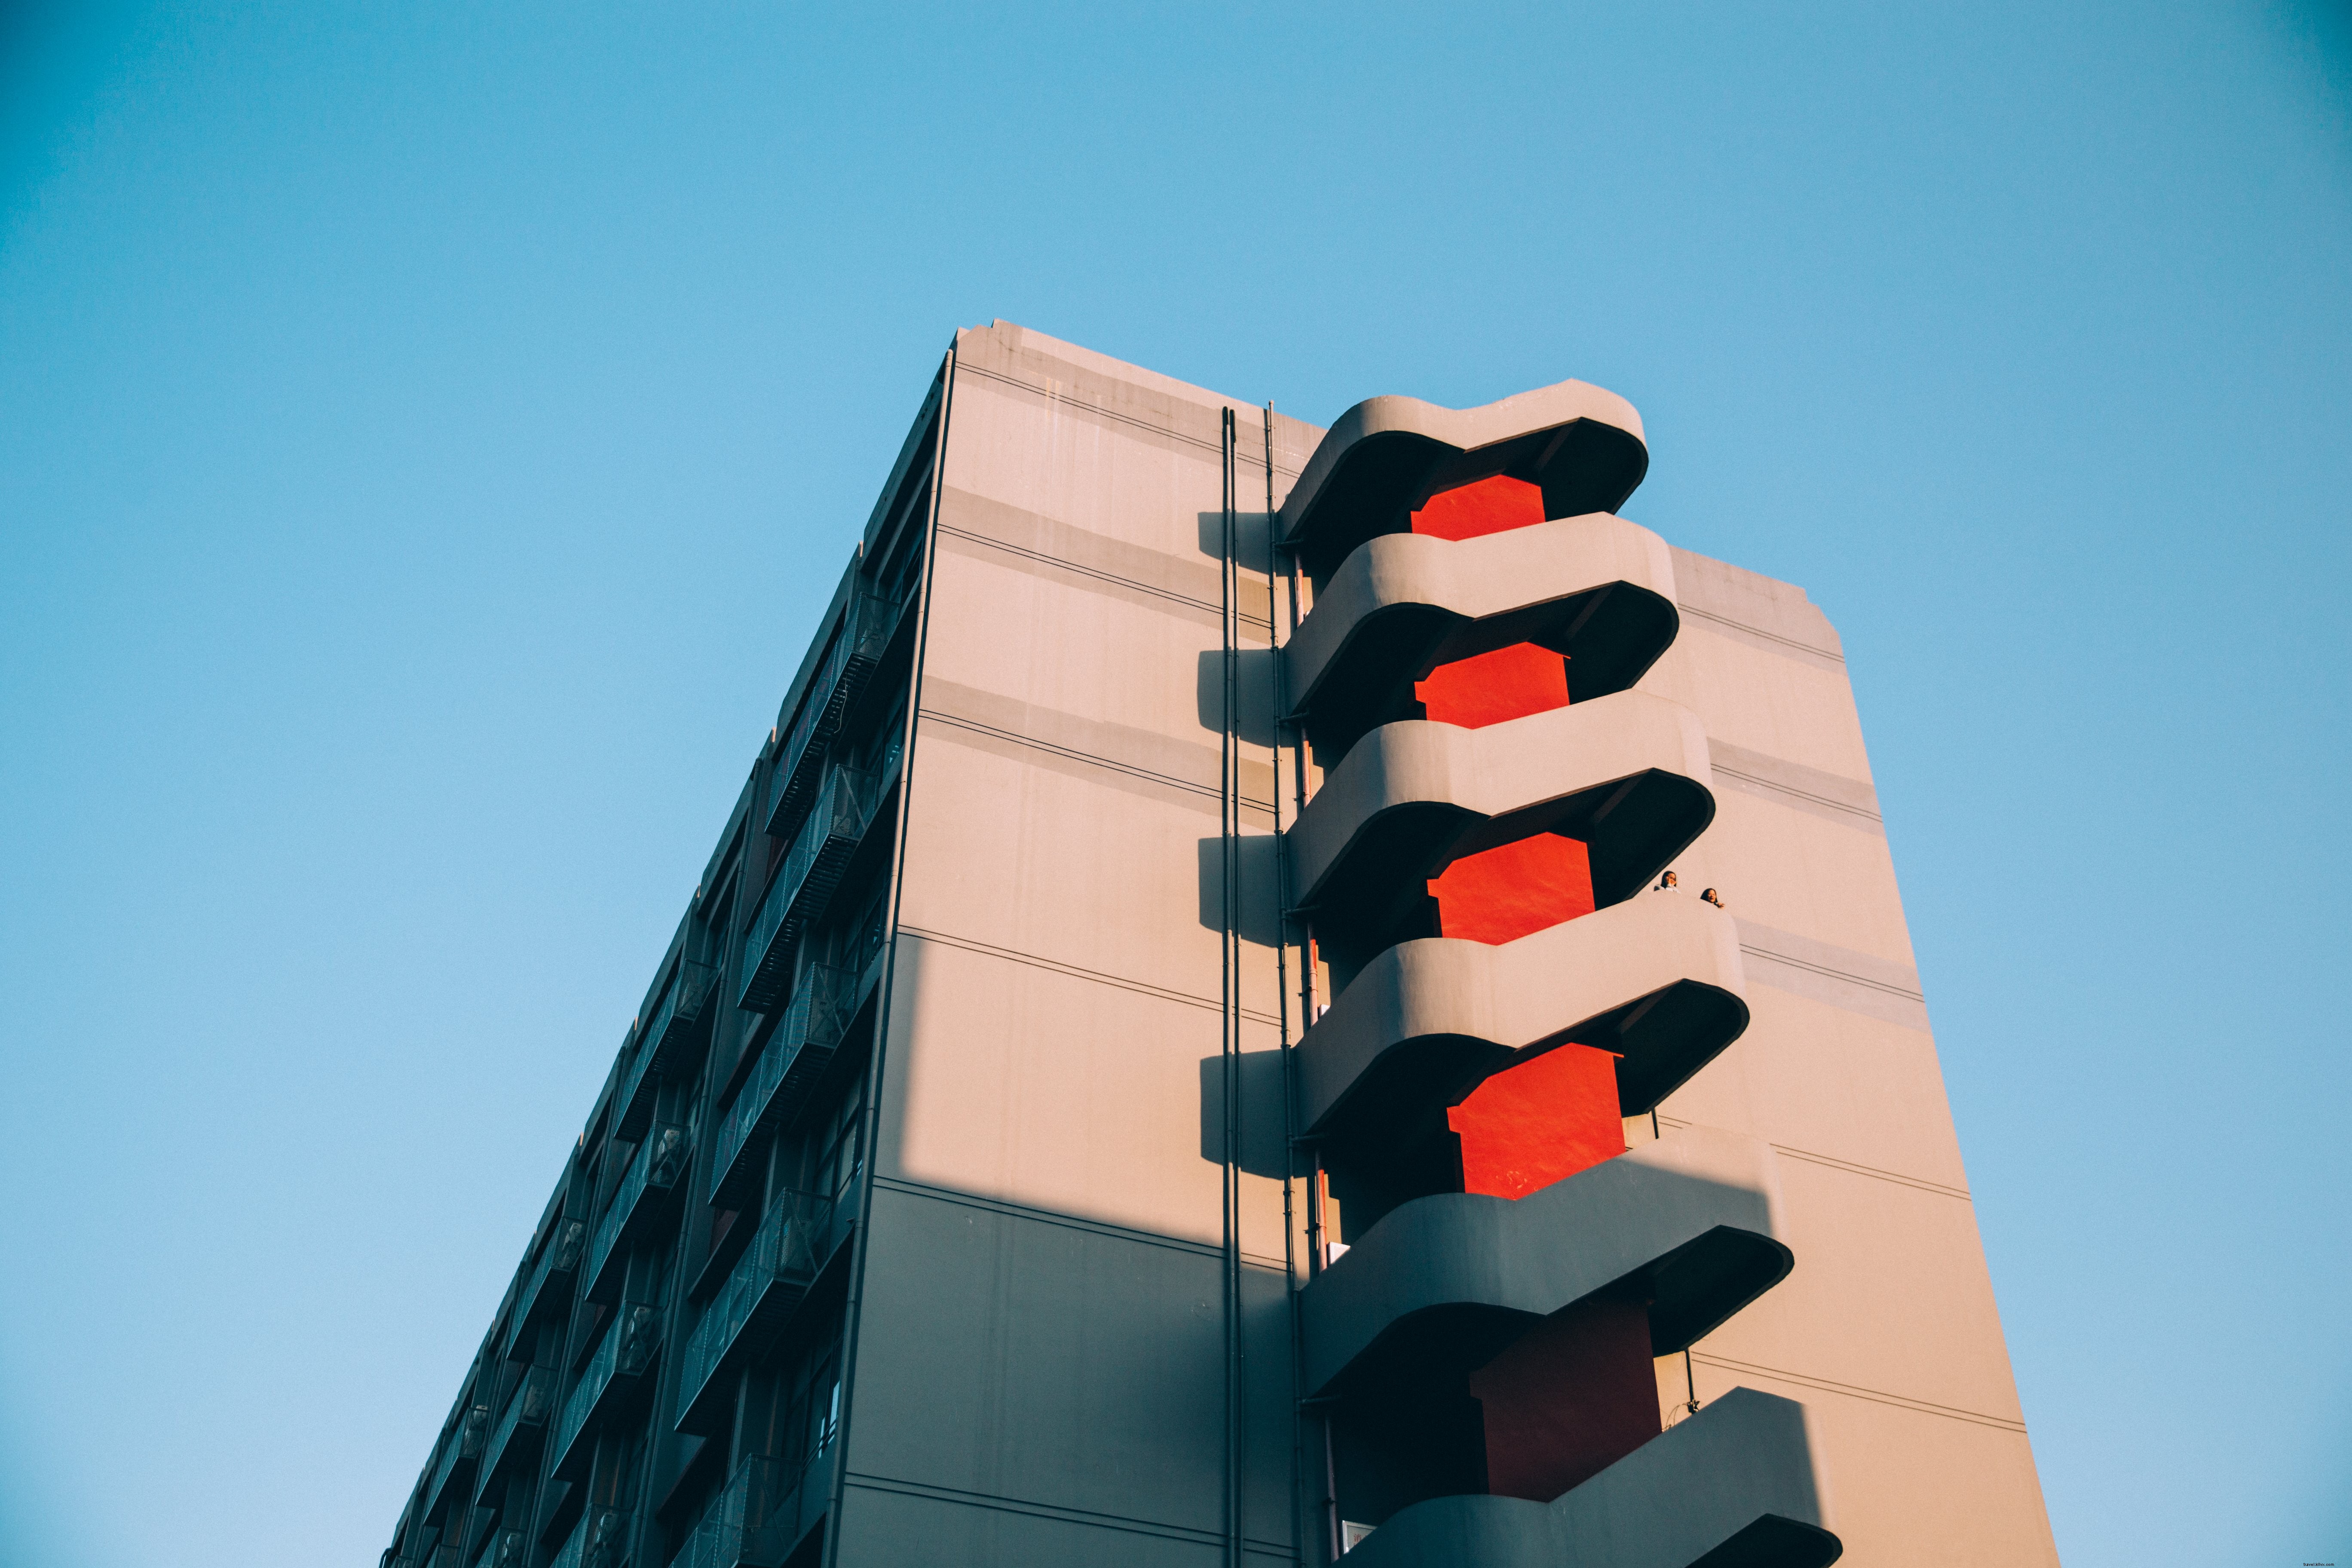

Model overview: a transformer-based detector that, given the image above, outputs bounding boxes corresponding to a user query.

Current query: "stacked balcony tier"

[1300,893,1748,1161]
[1341,1388,1841,1568]
[612,959,718,1144]
[474,1365,555,1503]
[738,767,879,1012]
[1277,382,1648,582]
[667,1446,837,1568]
[1285,514,1680,757]
[503,1217,585,1361]
[674,1189,853,1436]
[1287,692,1715,972]
[709,964,856,1211]
[420,1402,488,1526]
[584,1121,691,1303]
[764,591,905,843]
[552,1302,662,1479]
[1303,1126,1792,1399]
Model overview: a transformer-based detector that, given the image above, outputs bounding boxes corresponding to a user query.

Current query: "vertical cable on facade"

[1219,405,1246,1568]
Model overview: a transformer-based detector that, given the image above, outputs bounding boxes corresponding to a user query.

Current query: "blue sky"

[2,3,2346,1564]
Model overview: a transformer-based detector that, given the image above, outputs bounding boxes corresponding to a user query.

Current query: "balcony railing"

[667,1443,837,1568]
[551,1506,631,1568]
[765,593,904,844]
[738,767,878,1012]
[475,1366,555,1502]
[674,1190,847,1435]
[553,1302,663,1478]
[615,959,718,1143]
[422,1402,489,1524]
[708,965,855,1210]
[585,1121,692,1304]
[469,1526,524,1568]
[505,1218,586,1361]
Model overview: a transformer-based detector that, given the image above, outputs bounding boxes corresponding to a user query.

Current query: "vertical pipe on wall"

[1219,405,1247,1568]
[816,344,956,1568]
[1264,404,1305,1568]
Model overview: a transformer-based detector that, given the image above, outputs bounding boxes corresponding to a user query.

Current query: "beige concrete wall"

[1635,547,2059,1565]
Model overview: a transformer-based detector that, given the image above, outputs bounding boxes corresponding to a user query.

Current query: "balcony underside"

[1301,894,1748,1158]
[1286,516,1679,759]
[1344,1389,1840,1568]
[1278,382,1649,583]
[1287,695,1714,969]
[1302,1127,1790,1399]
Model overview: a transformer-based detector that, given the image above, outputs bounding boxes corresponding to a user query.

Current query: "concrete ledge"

[1301,1126,1792,1396]
[1279,382,1648,580]
[1287,693,1715,924]
[1301,894,1749,1143]
[1343,1389,1841,1568]
[1285,515,1681,758]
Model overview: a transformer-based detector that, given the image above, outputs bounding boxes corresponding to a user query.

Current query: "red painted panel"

[1410,473,1547,540]
[1427,833,1595,947]
[1446,1041,1626,1200]
[1467,1293,1660,1501]
[1414,642,1570,730]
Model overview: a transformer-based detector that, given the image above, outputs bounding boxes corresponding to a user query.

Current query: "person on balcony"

[1655,870,1681,892]
[1701,887,1726,909]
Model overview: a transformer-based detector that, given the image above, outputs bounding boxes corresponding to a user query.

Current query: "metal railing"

[476,1365,554,1499]
[666,1442,837,1568]
[674,1190,838,1433]
[614,959,717,1143]
[766,592,903,842]
[469,1526,524,1568]
[738,767,877,1011]
[585,1121,691,1301]
[708,965,854,1209]
[554,1302,662,1469]
[423,1402,488,1521]
[505,1218,585,1360]
[551,1507,631,1568]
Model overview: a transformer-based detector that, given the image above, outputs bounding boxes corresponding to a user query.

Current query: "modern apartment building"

[380,322,2058,1568]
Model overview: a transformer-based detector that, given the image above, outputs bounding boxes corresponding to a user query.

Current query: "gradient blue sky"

[2,3,2346,1564]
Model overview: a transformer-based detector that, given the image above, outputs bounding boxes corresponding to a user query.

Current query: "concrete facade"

[382,322,2058,1568]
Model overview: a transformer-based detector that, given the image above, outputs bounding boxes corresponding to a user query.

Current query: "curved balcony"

[1300,894,1746,1165]
[584,1122,691,1305]
[1302,1126,1789,1400]
[1278,381,1647,582]
[1341,1388,1840,1568]
[1287,692,1713,970]
[1285,515,1679,760]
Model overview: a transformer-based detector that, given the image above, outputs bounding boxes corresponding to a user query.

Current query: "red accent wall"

[1414,642,1569,730]
[1467,1293,1661,1501]
[1427,833,1594,948]
[1446,1041,1626,1200]
[1410,473,1547,540]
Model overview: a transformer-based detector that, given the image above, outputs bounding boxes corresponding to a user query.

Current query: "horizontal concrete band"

[1300,1126,1791,1396]
[1286,692,1716,909]
[1278,382,1648,576]
[1283,515,1681,743]
[1297,893,1749,1136]
[1343,1388,1840,1568]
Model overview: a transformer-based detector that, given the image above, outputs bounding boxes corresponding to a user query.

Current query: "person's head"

[1660,870,1678,889]
[1701,887,1722,906]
